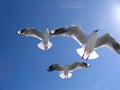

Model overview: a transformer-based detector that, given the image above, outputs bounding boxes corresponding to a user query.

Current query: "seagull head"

[45,26,49,33]
[91,29,99,36]
[43,26,50,38]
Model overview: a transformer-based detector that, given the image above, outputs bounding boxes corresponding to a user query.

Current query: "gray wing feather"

[50,25,88,46]
[48,63,64,72]
[18,28,43,40]
[95,33,120,54]
[69,62,90,72]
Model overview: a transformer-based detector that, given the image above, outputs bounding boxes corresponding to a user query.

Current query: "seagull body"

[18,27,53,50]
[48,62,90,79]
[81,30,98,60]
[50,25,120,60]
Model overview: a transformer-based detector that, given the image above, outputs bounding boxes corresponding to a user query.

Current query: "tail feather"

[37,41,53,50]
[47,41,53,49]
[76,48,99,60]
[37,42,45,50]
[59,73,72,79]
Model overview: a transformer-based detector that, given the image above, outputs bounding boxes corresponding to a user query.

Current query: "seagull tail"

[76,48,99,60]
[37,41,53,50]
[68,73,72,79]
[37,42,45,50]
[47,41,53,49]
[59,73,72,79]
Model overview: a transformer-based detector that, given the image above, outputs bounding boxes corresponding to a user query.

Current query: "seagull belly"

[85,33,97,51]
[82,32,98,59]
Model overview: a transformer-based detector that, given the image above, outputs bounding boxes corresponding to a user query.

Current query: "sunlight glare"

[112,1,120,23]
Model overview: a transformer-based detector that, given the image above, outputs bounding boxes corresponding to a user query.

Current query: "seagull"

[47,62,90,79]
[50,25,120,60]
[17,27,53,50]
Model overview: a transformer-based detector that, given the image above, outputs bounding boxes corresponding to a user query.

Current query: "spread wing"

[95,33,120,54]
[50,25,88,46]
[18,28,43,40]
[68,62,90,72]
[48,63,64,72]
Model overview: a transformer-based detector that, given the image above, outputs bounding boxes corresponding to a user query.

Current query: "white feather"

[37,41,53,50]
[76,48,99,60]
[47,41,53,49]
[59,73,72,79]
[37,42,45,50]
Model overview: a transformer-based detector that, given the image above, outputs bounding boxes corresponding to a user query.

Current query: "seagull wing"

[48,63,64,72]
[50,25,88,46]
[95,33,120,54]
[18,28,43,40]
[68,62,90,72]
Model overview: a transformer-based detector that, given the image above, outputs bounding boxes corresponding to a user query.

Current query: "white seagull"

[50,25,120,60]
[18,27,53,50]
[48,62,90,79]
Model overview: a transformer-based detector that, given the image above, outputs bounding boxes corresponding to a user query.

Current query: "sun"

[112,1,120,23]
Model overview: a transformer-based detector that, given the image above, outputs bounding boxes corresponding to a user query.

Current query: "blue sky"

[1,0,120,90]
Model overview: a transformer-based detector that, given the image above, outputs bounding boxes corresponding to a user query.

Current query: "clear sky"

[1,0,120,90]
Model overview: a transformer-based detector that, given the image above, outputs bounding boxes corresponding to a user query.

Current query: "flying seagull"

[50,25,120,60]
[48,62,90,79]
[17,27,53,50]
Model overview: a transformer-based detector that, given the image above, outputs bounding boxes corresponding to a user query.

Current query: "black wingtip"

[95,29,99,32]
[20,29,27,33]
[81,62,91,68]
[47,65,55,71]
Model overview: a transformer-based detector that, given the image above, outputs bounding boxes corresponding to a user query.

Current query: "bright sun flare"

[112,1,120,23]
